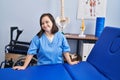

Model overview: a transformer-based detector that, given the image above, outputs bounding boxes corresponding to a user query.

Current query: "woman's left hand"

[69,60,80,65]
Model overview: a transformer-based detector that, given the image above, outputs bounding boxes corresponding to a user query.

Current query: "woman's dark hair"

[37,13,59,38]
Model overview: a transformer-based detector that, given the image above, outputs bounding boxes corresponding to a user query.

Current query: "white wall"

[105,0,120,27]
[0,0,120,63]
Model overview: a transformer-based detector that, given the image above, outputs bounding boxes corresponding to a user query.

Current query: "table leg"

[76,40,82,61]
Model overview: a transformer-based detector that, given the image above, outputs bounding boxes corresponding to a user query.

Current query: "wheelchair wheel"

[12,55,37,67]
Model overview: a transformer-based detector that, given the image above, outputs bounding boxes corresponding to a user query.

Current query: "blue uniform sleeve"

[62,34,71,53]
[27,36,40,55]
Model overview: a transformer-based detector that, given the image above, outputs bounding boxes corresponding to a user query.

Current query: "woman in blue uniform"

[13,13,79,70]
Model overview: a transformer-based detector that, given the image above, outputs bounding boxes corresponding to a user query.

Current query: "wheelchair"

[0,27,37,68]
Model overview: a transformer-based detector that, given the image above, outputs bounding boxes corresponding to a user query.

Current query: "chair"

[5,27,30,54]
[0,27,37,68]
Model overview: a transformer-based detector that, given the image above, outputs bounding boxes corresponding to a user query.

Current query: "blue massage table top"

[0,62,110,80]
[64,62,109,80]
[0,64,72,80]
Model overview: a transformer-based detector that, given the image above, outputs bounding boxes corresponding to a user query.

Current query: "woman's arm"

[64,52,79,65]
[13,54,34,70]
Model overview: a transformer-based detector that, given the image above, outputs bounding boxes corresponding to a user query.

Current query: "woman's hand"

[64,52,80,65]
[12,66,26,70]
[69,60,80,65]
[12,54,34,70]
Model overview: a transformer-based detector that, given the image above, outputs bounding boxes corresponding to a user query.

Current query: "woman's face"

[41,16,53,33]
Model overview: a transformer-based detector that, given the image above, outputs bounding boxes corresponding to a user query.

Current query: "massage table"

[0,26,120,80]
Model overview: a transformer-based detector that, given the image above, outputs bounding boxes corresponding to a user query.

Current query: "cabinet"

[81,43,94,61]
[65,34,98,61]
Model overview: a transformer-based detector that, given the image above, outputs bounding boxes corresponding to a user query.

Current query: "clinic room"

[0,0,120,80]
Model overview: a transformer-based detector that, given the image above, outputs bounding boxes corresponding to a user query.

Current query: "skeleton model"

[86,0,100,16]
[56,0,69,33]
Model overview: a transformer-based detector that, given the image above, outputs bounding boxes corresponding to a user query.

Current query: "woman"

[13,13,79,70]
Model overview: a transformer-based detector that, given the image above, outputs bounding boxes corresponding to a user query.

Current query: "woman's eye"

[42,23,44,25]
[46,21,49,23]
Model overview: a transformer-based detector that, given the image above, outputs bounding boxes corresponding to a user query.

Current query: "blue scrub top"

[27,32,70,65]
